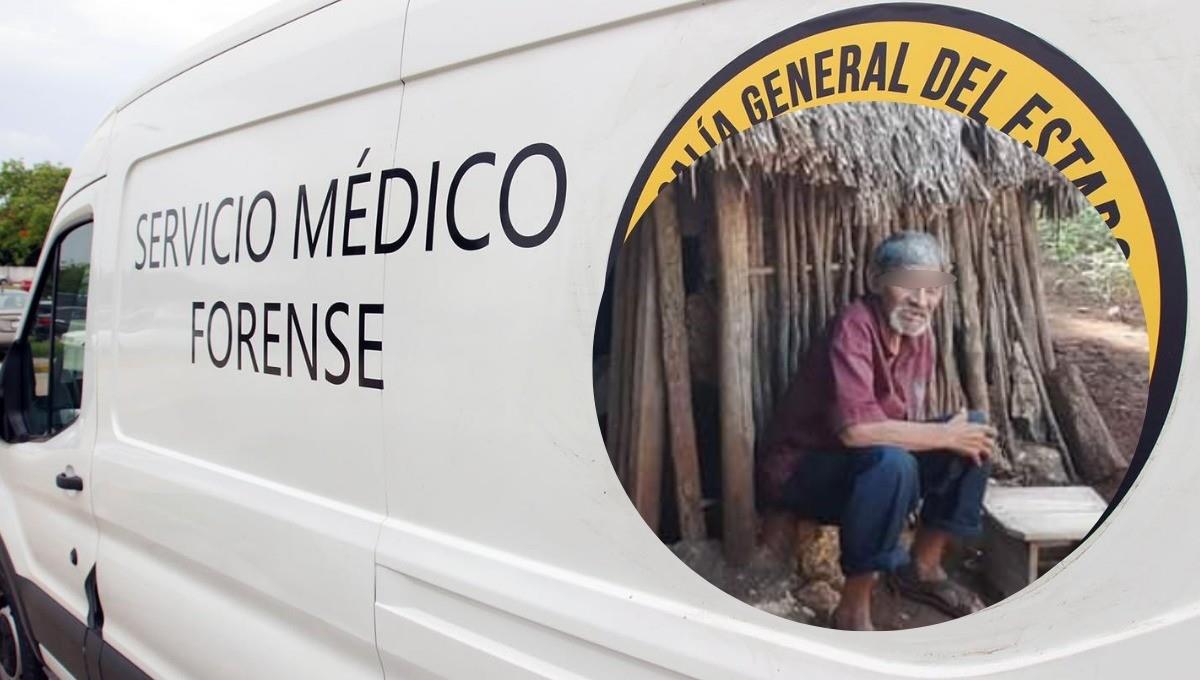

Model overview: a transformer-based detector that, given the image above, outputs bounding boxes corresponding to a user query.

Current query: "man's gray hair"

[869,231,948,281]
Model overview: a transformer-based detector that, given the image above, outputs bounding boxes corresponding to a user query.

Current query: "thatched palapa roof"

[703,102,1085,223]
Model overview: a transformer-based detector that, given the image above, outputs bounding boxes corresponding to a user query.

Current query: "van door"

[89,1,409,678]
[0,187,102,679]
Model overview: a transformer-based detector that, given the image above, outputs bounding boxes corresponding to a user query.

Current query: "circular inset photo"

[592,101,1147,631]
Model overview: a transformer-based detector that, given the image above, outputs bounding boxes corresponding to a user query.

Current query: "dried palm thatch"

[705,102,1084,222]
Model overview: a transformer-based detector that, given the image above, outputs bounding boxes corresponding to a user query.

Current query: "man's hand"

[942,410,996,466]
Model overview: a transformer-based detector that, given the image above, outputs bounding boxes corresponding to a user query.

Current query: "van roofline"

[114,0,340,112]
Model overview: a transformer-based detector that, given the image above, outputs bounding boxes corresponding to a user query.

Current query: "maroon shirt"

[758,296,935,506]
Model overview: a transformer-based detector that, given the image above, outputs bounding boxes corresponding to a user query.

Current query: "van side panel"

[91,1,409,677]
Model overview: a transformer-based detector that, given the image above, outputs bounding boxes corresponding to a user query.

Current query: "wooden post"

[785,178,802,374]
[854,202,868,298]
[714,172,757,565]
[807,190,827,328]
[1004,192,1045,372]
[839,200,853,307]
[950,206,989,413]
[608,228,639,483]
[977,207,1015,471]
[932,213,960,413]
[653,186,707,541]
[754,182,774,427]
[1020,195,1057,372]
[1046,362,1127,483]
[628,226,666,534]
[747,181,767,433]
[796,189,811,356]
[773,181,792,391]
[822,194,837,323]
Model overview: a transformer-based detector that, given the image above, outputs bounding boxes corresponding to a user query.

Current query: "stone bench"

[981,485,1108,598]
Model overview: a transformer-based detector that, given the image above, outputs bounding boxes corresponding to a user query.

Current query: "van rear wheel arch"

[0,535,45,680]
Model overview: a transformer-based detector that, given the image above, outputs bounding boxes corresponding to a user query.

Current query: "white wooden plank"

[983,486,1107,542]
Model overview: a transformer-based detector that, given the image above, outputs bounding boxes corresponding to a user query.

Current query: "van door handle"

[55,472,84,492]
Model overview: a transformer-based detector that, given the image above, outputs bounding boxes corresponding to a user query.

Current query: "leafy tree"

[1039,209,1136,306]
[0,160,71,265]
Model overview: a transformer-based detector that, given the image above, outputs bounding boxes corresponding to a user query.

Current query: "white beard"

[889,307,930,337]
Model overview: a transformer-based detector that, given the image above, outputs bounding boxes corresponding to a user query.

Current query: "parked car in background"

[0,289,28,352]
[28,301,83,342]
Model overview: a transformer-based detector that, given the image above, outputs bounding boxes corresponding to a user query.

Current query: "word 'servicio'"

[132,142,568,270]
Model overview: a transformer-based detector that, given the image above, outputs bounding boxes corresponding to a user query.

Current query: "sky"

[1,0,280,166]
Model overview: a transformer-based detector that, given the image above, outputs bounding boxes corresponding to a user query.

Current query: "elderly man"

[759,231,995,631]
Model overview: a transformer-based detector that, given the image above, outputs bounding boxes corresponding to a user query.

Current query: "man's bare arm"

[839,412,996,464]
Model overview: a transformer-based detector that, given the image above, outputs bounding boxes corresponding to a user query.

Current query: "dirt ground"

[673,534,988,630]
[1043,263,1150,498]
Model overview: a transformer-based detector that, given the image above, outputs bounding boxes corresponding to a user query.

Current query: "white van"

[0,1,1195,678]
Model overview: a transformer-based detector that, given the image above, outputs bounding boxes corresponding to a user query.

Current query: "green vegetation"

[0,160,70,265]
[29,339,50,358]
[1039,209,1137,306]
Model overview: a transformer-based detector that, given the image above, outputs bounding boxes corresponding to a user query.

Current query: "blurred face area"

[875,266,954,337]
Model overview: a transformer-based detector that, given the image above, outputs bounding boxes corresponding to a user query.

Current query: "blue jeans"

[781,411,991,576]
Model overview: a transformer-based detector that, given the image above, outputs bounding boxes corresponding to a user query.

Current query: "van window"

[27,223,92,436]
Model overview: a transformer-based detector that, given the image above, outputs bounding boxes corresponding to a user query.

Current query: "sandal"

[887,564,984,618]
